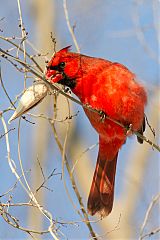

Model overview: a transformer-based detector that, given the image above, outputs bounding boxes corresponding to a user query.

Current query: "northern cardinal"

[46,46,147,217]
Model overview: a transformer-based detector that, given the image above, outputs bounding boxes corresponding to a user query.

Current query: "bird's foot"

[99,110,107,123]
[126,123,133,136]
[63,86,72,94]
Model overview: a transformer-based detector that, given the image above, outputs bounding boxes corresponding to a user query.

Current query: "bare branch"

[63,0,80,53]
[140,193,160,239]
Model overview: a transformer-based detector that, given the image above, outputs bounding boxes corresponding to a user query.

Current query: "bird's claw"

[64,86,71,94]
[99,110,107,123]
[126,123,133,136]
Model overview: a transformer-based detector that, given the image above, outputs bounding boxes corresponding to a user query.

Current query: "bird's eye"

[59,62,65,68]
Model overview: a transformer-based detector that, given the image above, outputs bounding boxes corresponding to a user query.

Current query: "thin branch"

[0,115,60,240]
[17,0,27,88]
[145,114,155,137]
[132,1,159,63]
[0,205,49,235]
[0,127,15,139]
[89,214,121,239]
[50,120,98,239]
[0,36,43,72]
[140,193,160,239]
[0,182,17,198]
[63,0,80,53]
[140,227,160,240]
[71,143,98,174]
[36,168,60,193]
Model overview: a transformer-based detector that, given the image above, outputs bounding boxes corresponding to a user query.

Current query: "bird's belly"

[84,108,126,142]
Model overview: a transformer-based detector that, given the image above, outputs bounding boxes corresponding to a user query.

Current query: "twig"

[0,205,49,235]
[140,193,160,239]
[0,36,43,72]
[0,127,15,139]
[89,214,121,239]
[1,115,60,240]
[17,0,28,89]
[36,168,61,193]
[0,182,17,198]
[50,120,98,239]
[145,114,155,137]
[71,143,98,174]
[132,1,159,64]
[27,112,78,123]
[63,0,80,53]
[51,98,83,218]
[140,227,160,240]
[50,32,57,54]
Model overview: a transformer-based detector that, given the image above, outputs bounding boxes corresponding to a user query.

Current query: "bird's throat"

[58,73,77,89]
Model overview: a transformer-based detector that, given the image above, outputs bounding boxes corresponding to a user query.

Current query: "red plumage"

[46,47,147,217]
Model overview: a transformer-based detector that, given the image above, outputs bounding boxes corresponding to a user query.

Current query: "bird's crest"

[58,45,72,54]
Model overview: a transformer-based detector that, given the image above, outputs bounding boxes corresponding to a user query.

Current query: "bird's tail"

[87,148,118,217]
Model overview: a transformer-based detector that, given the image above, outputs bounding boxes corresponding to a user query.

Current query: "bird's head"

[45,46,83,90]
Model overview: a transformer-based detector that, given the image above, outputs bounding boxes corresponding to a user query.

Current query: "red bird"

[46,46,147,217]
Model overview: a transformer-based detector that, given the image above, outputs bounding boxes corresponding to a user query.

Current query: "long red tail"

[87,150,118,217]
